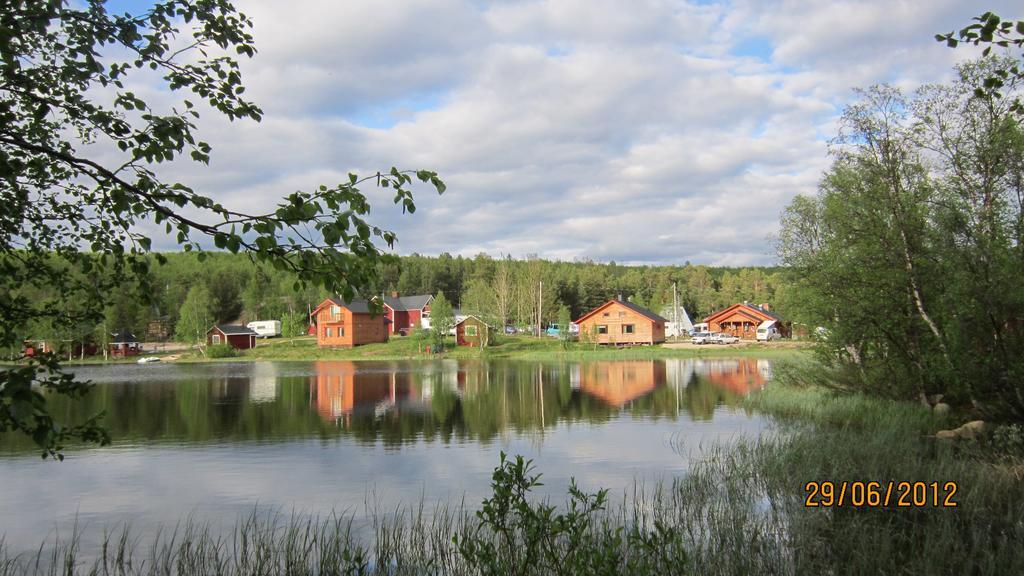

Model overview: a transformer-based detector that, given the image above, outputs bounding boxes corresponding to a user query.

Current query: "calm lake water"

[0,358,774,551]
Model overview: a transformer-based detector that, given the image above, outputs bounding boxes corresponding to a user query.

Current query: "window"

[602,312,610,317]
[465,325,478,336]
[331,305,340,317]
[212,334,221,344]
[339,327,345,337]
[622,324,635,334]
[597,325,608,334]
[326,327,332,338]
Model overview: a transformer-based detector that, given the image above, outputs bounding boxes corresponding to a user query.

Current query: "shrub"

[204,344,237,358]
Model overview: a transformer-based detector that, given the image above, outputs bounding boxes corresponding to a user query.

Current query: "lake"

[0,358,774,552]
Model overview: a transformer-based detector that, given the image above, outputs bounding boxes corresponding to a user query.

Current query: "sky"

[124,0,1019,266]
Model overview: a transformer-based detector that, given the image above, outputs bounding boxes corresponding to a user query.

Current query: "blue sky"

[122,0,1019,265]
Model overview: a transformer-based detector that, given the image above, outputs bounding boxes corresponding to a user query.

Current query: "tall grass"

[3,365,1021,575]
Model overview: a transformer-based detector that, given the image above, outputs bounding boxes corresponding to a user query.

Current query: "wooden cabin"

[455,315,490,347]
[110,330,142,357]
[207,324,257,350]
[575,299,667,345]
[703,302,788,340]
[311,298,389,348]
[382,293,433,335]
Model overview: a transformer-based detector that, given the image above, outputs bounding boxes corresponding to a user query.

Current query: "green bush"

[204,344,236,358]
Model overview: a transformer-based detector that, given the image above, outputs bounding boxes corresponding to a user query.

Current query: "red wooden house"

[703,302,788,340]
[311,298,389,348]
[110,330,142,357]
[575,299,667,345]
[207,324,258,350]
[382,293,433,336]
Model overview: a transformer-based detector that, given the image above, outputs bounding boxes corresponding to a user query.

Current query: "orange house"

[575,299,666,345]
[311,298,389,348]
[703,302,787,340]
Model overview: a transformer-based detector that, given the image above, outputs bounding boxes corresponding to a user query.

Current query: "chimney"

[760,303,771,312]
[617,293,623,302]
[743,300,748,306]
[390,291,399,298]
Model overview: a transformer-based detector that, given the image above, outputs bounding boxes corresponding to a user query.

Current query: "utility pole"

[673,282,679,340]
[537,280,543,338]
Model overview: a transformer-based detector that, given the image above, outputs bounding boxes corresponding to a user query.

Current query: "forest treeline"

[10,251,796,353]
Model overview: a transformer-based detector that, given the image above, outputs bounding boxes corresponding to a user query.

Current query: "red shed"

[207,324,257,350]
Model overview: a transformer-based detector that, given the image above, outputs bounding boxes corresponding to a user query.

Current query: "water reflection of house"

[312,361,418,422]
[695,358,767,395]
[248,362,278,403]
[577,361,665,407]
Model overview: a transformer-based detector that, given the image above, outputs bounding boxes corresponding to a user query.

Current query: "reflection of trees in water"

[0,359,770,453]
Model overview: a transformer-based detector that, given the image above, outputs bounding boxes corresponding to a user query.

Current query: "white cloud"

[126,0,1019,264]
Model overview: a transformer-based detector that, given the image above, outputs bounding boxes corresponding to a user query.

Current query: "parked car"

[715,332,739,344]
[545,324,561,337]
[504,325,517,335]
[691,331,714,345]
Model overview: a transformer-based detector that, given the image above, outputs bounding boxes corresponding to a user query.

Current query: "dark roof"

[210,324,257,336]
[326,297,376,314]
[617,300,669,323]
[110,331,138,343]
[382,294,433,311]
[743,303,781,320]
[576,299,668,324]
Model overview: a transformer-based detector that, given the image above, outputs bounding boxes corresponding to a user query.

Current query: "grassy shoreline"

[9,335,813,366]
[3,366,1021,574]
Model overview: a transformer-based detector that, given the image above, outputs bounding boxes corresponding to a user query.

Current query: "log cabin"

[703,302,788,340]
[311,298,389,348]
[575,299,667,345]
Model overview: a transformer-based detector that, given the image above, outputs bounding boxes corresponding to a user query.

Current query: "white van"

[756,320,780,342]
[247,320,282,338]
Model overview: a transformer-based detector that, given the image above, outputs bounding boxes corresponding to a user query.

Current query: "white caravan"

[756,320,780,342]
[246,320,282,338]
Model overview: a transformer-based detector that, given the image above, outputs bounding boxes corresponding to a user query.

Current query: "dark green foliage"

[0,354,109,460]
[938,12,1024,113]
[778,59,1024,419]
[454,453,619,576]
[0,0,442,456]
[203,343,236,358]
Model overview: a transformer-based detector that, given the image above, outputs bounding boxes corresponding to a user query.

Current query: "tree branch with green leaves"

[0,0,444,458]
